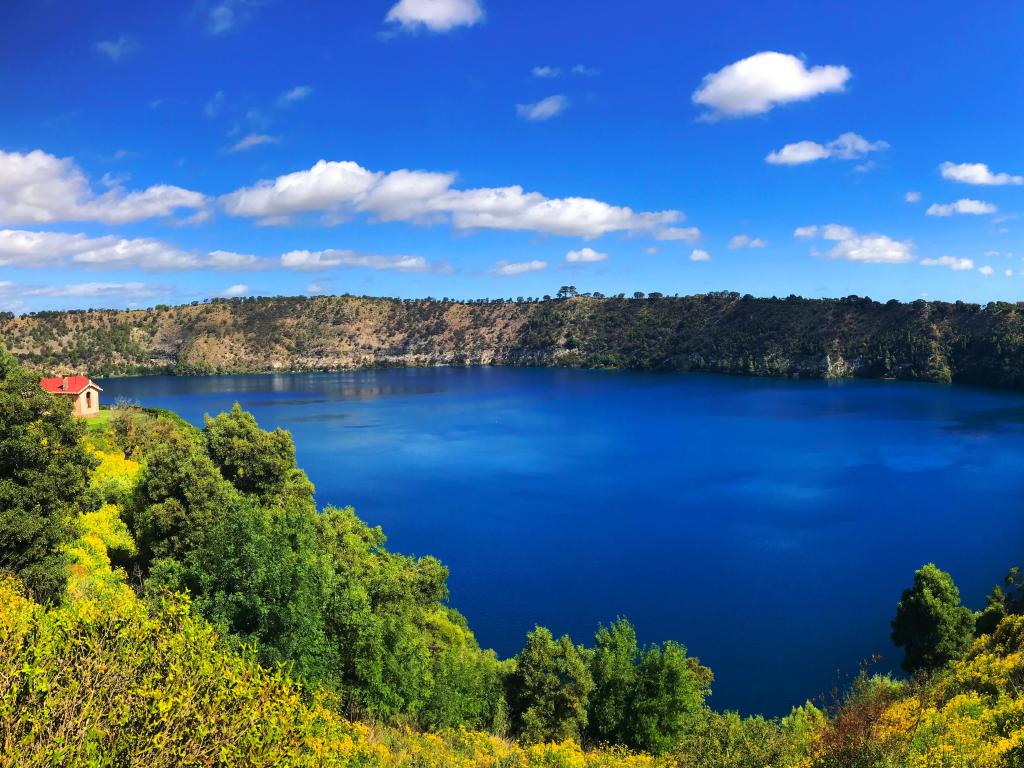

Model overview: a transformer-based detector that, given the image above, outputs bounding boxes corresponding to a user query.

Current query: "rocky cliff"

[3,292,1024,388]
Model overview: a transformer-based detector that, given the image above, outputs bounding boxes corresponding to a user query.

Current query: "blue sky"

[2,0,1023,312]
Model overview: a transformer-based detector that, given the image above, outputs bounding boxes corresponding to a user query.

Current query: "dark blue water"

[99,368,1024,715]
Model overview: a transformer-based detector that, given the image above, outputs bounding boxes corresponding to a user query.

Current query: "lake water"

[99,368,1024,715]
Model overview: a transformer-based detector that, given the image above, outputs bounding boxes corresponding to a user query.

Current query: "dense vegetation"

[5,290,1024,388]
[3,344,1024,765]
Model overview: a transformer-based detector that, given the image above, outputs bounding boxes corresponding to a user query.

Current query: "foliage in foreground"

[0,576,670,768]
[0,346,95,602]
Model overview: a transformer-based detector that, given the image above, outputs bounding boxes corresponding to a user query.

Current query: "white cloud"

[532,66,559,78]
[0,280,166,299]
[766,141,830,166]
[692,51,850,119]
[920,256,975,271]
[0,230,276,272]
[516,95,568,121]
[940,162,1023,186]
[796,223,854,241]
[797,223,915,264]
[221,158,684,238]
[204,1,259,35]
[571,64,599,76]
[729,234,766,249]
[905,191,922,203]
[926,199,997,217]
[204,91,225,118]
[0,229,443,275]
[1006,269,1014,278]
[221,283,250,297]
[94,34,140,61]
[206,250,266,270]
[277,85,313,107]
[653,226,701,242]
[0,150,206,226]
[766,132,888,166]
[689,249,711,262]
[644,246,658,255]
[491,259,547,276]
[280,249,430,272]
[979,265,995,276]
[565,247,607,263]
[0,229,199,271]
[385,0,484,32]
[227,133,281,153]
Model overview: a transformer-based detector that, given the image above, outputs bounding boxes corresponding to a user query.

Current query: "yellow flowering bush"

[87,445,141,504]
[65,503,138,609]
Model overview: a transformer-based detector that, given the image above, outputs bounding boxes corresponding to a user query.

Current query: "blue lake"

[99,368,1024,715]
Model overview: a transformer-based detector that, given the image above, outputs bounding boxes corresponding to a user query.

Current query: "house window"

[86,391,92,409]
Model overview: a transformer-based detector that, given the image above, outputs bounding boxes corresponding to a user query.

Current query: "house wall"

[73,387,100,418]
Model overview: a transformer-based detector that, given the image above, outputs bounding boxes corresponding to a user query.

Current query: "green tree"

[0,348,95,601]
[315,505,503,727]
[891,563,975,674]
[977,566,1024,636]
[126,427,234,569]
[623,641,712,753]
[204,403,301,498]
[507,626,595,743]
[587,618,639,745]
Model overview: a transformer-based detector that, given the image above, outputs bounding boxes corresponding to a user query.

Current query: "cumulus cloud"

[0,229,200,271]
[516,95,567,121]
[385,0,484,32]
[94,34,140,61]
[920,256,975,271]
[206,250,266,270]
[905,191,922,203]
[227,133,281,153]
[221,283,250,297]
[565,247,608,263]
[979,265,995,276]
[532,66,559,78]
[0,230,277,272]
[926,199,997,217]
[692,51,850,119]
[220,159,685,238]
[277,85,313,107]
[0,280,167,299]
[689,249,711,262]
[653,226,701,243]
[0,229,440,277]
[728,234,766,249]
[794,224,854,241]
[0,149,205,225]
[766,132,888,166]
[940,162,1023,186]
[571,64,599,76]
[796,223,915,264]
[280,249,430,272]
[491,259,547,276]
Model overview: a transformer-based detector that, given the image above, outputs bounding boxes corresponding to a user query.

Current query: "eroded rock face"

[1,293,1018,388]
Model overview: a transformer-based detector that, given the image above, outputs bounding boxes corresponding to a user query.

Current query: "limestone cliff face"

[2,292,1023,389]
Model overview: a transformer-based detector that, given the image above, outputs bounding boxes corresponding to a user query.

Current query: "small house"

[40,375,103,418]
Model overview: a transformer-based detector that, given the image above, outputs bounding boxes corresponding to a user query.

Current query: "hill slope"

[3,292,1024,387]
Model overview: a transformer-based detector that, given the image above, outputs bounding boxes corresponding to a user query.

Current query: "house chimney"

[62,376,69,391]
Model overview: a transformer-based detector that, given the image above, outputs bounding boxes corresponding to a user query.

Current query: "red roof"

[39,376,102,395]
